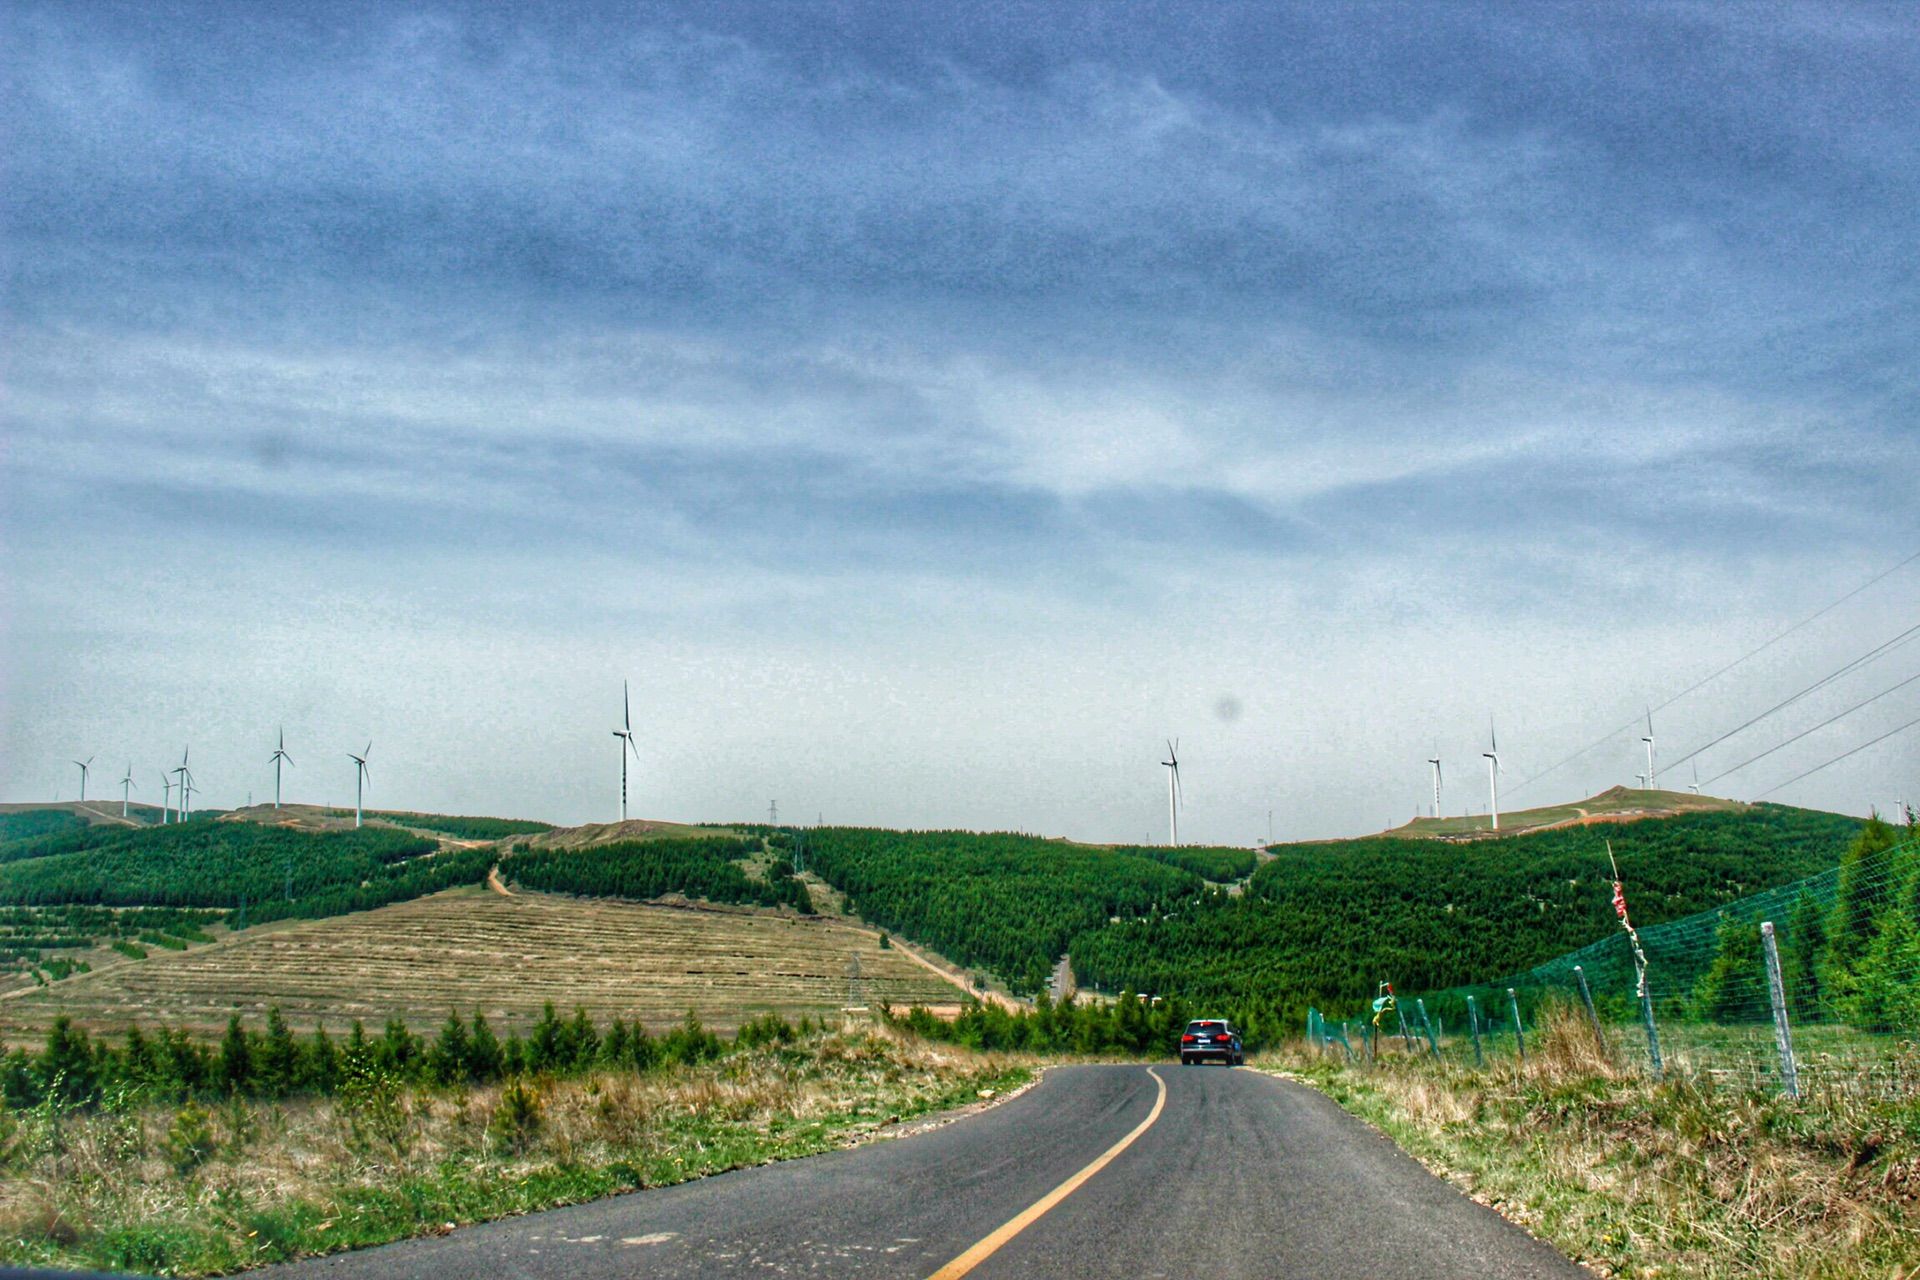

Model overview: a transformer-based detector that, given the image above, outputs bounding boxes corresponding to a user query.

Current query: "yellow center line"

[926,1067,1169,1280]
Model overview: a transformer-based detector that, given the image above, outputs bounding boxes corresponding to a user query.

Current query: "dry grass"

[1277,1003,1920,1279]
[0,1022,1025,1275]
[0,888,965,1043]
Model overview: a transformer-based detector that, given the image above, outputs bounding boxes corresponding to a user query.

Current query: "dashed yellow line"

[926,1067,1168,1279]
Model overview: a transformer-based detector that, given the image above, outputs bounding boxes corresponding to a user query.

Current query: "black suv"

[1179,1018,1243,1066]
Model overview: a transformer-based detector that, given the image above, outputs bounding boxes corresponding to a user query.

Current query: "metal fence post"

[1396,1004,1414,1052]
[1466,995,1484,1066]
[1416,998,1439,1055]
[1573,964,1604,1041]
[1760,921,1800,1098]
[1639,977,1664,1077]
[1508,988,1525,1064]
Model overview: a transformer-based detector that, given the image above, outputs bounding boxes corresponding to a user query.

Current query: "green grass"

[1274,1006,1920,1279]
[0,1029,1029,1276]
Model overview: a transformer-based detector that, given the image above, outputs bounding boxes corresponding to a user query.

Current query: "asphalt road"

[267,1065,1588,1279]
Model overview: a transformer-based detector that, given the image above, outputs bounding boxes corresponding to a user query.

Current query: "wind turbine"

[1641,708,1657,791]
[1161,739,1183,847]
[348,742,371,829]
[119,764,136,818]
[1427,755,1443,819]
[1483,719,1502,832]
[612,682,639,823]
[71,755,95,803]
[171,747,194,821]
[269,728,294,809]
[159,773,173,823]
[1688,759,1701,795]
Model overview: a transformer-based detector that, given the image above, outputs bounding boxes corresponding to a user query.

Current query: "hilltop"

[1381,786,1745,840]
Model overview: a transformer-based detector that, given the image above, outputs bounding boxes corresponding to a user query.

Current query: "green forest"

[502,835,814,912]
[1066,805,1862,1030]
[803,829,1202,994]
[1113,844,1259,882]
[0,819,489,926]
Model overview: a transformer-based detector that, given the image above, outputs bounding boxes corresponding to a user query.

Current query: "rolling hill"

[0,792,1873,1049]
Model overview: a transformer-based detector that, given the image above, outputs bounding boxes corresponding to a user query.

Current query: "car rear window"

[1188,1021,1228,1034]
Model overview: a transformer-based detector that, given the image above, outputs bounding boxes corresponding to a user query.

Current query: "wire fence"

[1306,832,1920,1097]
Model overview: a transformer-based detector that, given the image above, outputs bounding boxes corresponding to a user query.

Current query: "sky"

[3,1,1917,843]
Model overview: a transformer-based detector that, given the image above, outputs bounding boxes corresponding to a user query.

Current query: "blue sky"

[4,2,1916,840]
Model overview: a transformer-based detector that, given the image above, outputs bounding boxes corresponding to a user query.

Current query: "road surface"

[267,1065,1586,1279]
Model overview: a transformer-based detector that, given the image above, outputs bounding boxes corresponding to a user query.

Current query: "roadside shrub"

[488,1080,543,1154]
[162,1102,216,1175]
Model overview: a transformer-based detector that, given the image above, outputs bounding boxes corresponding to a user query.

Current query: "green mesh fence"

[1307,833,1920,1096]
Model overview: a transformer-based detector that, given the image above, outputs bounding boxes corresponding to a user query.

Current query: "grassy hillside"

[0,887,963,1041]
[1384,786,1742,839]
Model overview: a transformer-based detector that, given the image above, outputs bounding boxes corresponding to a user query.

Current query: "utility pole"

[769,799,778,826]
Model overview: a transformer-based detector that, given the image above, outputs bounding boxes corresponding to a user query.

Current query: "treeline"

[886,990,1295,1054]
[0,811,89,852]
[0,1004,809,1111]
[0,820,491,925]
[804,829,1202,995]
[373,812,554,840]
[504,836,814,913]
[0,905,222,966]
[1070,806,1863,1029]
[1114,844,1258,882]
[1690,815,1919,1031]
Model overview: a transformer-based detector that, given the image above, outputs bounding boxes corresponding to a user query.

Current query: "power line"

[1755,711,1920,800]
[1704,668,1920,786]
[1506,547,1920,798]
[1663,618,1920,779]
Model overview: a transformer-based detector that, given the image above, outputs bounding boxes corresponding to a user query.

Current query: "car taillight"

[1181,1035,1196,1043]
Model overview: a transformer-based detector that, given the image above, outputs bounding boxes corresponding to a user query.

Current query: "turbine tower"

[348,742,371,829]
[269,728,294,809]
[1161,739,1183,847]
[159,773,173,823]
[1641,708,1657,791]
[171,747,194,821]
[1427,755,1443,819]
[1689,759,1701,795]
[1483,719,1502,832]
[119,764,136,818]
[71,755,95,803]
[612,681,639,823]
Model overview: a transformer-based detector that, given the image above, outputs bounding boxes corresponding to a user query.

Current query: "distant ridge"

[1382,786,1748,841]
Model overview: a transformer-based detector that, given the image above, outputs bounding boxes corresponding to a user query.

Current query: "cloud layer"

[4,2,1916,838]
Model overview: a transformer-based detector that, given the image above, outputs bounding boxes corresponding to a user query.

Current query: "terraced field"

[0,887,965,1042]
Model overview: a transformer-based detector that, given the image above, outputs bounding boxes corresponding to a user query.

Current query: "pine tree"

[1827,815,1899,981]
[529,1002,562,1072]
[1692,914,1764,1023]
[219,1014,253,1093]
[258,1007,300,1097]
[564,1007,599,1070]
[38,1016,96,1105]
[429,1010,472,1085]
[468,1013,503,1081]
[304,1024,341,1093]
